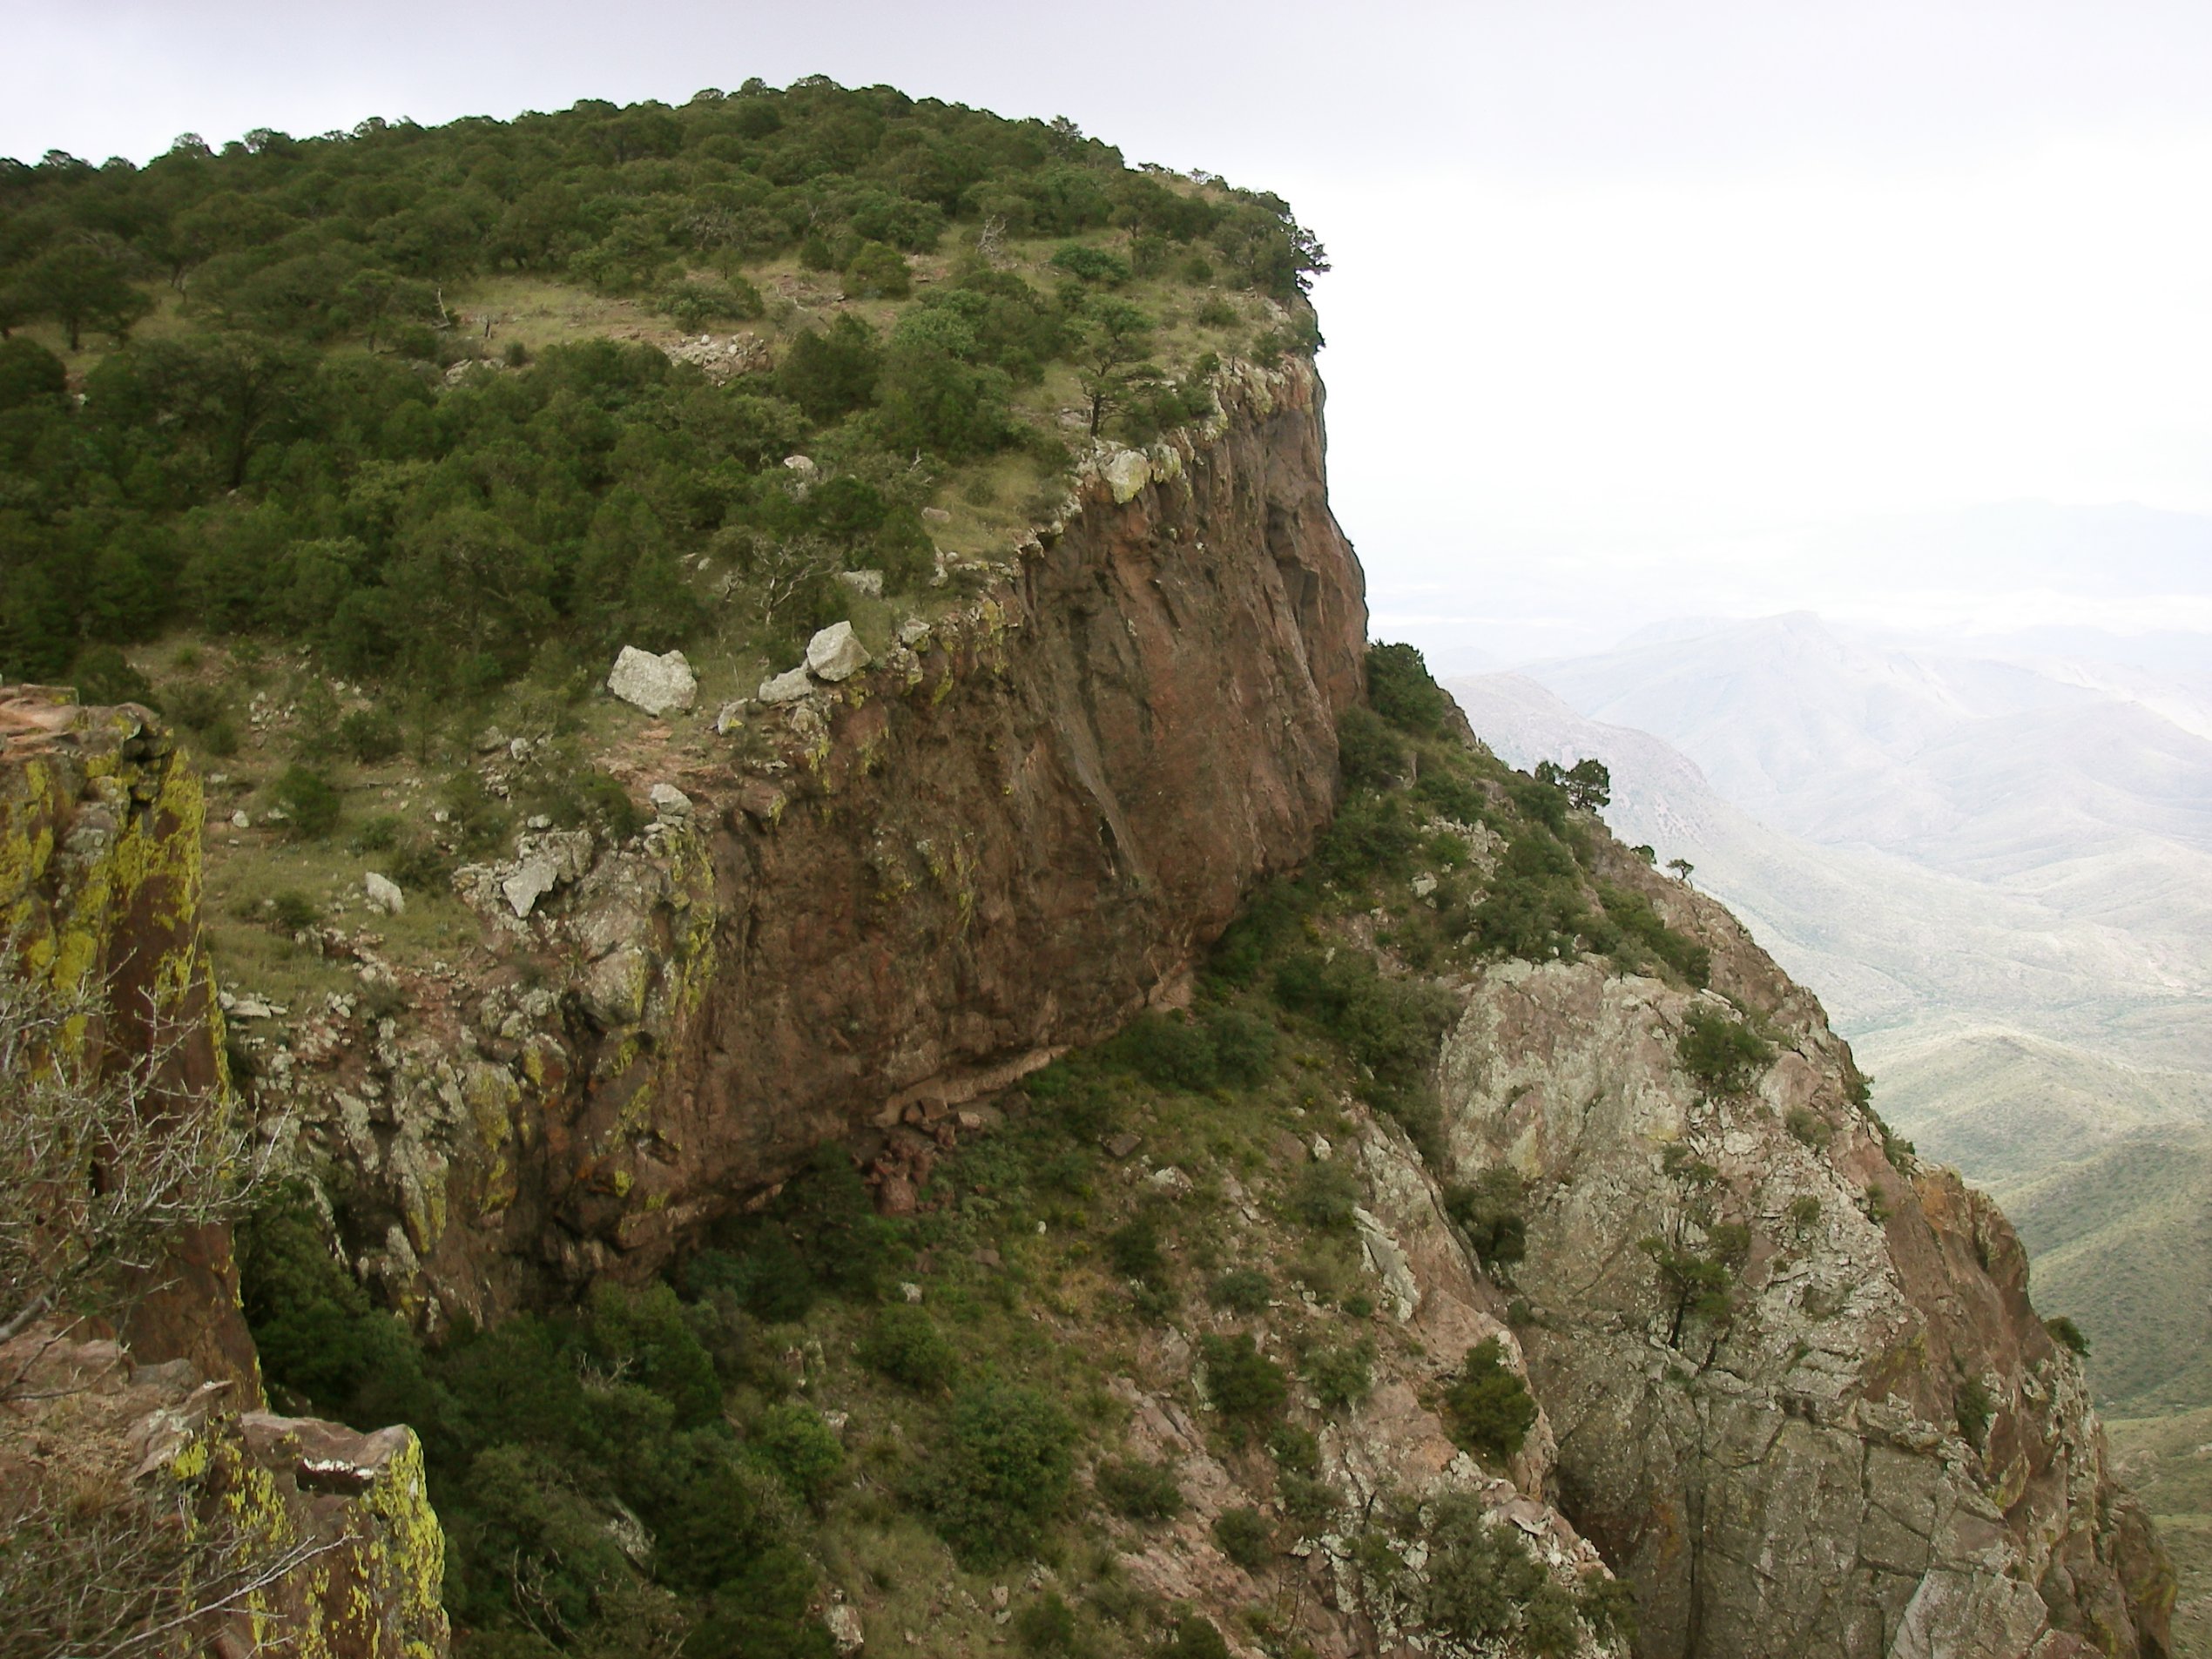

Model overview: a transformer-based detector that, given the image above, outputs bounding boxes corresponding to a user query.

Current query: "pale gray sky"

[10,1,2212,660]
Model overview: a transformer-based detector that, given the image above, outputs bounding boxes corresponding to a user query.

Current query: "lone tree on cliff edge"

[1534,757,1611,813]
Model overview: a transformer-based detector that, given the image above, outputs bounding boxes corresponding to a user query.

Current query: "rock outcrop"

[0,1327,448,1659]
[0,687,251,1383]
[0,690,449,1657]
[1433,831,2174,1657]
[271,357,1366,1326]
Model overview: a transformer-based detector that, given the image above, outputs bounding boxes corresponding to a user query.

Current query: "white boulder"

[836,569,884,599]
[502,856,561,919]
[650,783,693,819]
[758,665,813,704]
[606,646,698,715]
[363,873,405,915]
[806,620,871,683]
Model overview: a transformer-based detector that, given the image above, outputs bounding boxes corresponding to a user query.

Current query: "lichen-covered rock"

[759,664,813,703]
[0,687,253,1385]
[0,1327,448,1659]
[1433,834,2173,1658]
[606,645,698,714]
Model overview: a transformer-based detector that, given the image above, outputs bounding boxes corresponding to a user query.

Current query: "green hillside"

[0,78,1323,700]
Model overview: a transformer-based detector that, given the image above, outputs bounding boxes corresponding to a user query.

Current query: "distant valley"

[1448,612,2212,1410]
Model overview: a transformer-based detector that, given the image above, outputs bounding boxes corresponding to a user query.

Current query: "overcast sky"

[10,1,2212,661]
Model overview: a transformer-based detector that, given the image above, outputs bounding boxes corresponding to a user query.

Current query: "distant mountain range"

[1447,611,2212,1414]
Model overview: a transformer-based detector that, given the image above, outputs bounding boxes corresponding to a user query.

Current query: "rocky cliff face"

[1432,829,2174,1657]
[274,359,1366,1327]
[0,686,252,1381]
[0,691,448,1657]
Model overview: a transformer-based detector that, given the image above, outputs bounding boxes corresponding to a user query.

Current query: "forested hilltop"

[0,77,1324,699]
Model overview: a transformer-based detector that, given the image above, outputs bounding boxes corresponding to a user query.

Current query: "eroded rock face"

[1104,1116,1629,1659]
[287,357,1366,1322]
[0,691,449,1655]
[1433,835,2174,1658]
[0,1328,448,1659]
[0,687,253,1385]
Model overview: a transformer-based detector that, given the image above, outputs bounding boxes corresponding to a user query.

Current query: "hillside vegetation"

[234,644,1679,1658]
[0,78,1324,702]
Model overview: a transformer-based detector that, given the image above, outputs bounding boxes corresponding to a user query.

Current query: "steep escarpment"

[1432,826,2175,1656]
[0,691,448,1656]
[265,359,1364,1326]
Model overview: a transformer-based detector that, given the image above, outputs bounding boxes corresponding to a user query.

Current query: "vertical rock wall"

[0,689,449,1657]
[303,358,1369,1322]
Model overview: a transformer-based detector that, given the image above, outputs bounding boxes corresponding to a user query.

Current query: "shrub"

[1788,1195,1823,1231]
[1304,1336,1375,1413]
[1335,705,1405,789]
[199,717,240,758]
[1676,1008,1774,1097]
[1209,1268,1271,1314]
[389,835,454,892]
[438,772,512,856]
[1203,1005,1277,1086]
[1420,1494,1549,1642]
[1366,642,1449,736]
[1095,1457,1182,1521]
[922,1382,1077,1564]
[1443,1337,1537,1464]
[860,1305,957,1392]
[844,241,912,299]
[1049,244,1130,284]
[1280,1473,1340,1530]
[271,765,341,838]
[1953,1375,1994,1447]
[1198,1333,1286,1422]
[1111,1011,1217,1092]
[754,1401,846,1507]
[1213,1506,1272,1570]
[1162,1618,1229,1659]
[1289,1160,1359,1235]
[339,706,402,763]
[1106,1211,1169,1290]
[165,681,227,730]
[583,1279,722,1426]
[1596,883,1710,987]
[68,644,153,709]
[775,314,880,421]
[1444,1167,1527,1271]
[1014,1591,1082,1657]
[1785,1108,1833,1149]
[1267,1422,1320,1476]
[268,889,320,931]
[2045,1315,2092,1358]
[1271,949,1455,1095]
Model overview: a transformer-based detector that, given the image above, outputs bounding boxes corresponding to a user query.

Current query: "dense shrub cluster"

[1676,1008,1775,1098]
[237,1187,832,1657]
[1441,1337,1539,1464]
[0,78,1325,692]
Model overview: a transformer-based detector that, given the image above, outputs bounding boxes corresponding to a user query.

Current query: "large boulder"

[606,646,698,715]
[805,621,871,684]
